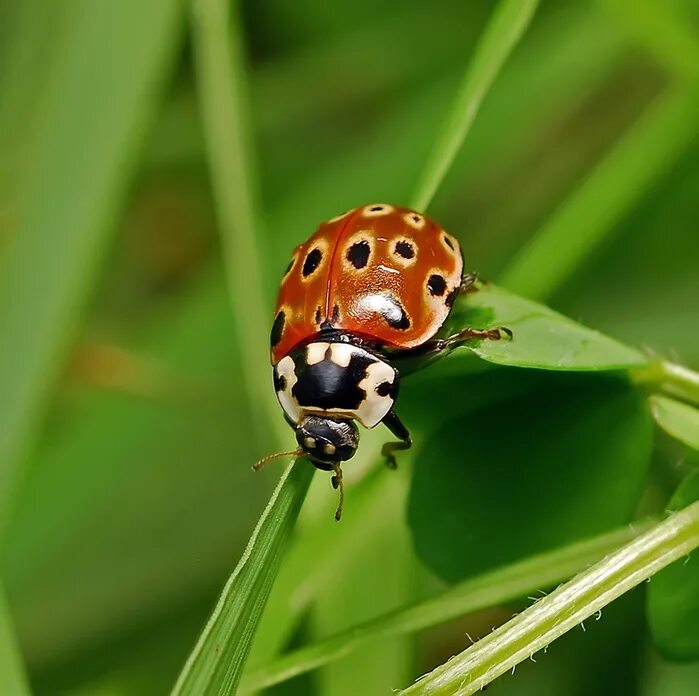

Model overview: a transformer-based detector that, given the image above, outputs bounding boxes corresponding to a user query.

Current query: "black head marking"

[303,248,322,277]
[394,240,414,259]
[347,240,371,269]
[271,310,285,347]
[296,416,359,467]
[443,234,455,251]
[427,274,447,297]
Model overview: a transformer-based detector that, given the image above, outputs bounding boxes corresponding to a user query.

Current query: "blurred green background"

[1,0,698,694]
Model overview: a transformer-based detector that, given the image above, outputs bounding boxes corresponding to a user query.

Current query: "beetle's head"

[295,415,359,469]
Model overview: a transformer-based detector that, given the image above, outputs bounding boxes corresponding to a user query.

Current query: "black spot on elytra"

[270,311,285,347]
[427,274,447,297]
[376,381,397,398]
[332,304,340,322]
[302,248,322,277]
[383,298,410,330]
[315,306,322,325]
[445,288,458,308]
[347,240,371,269]
[370,205,384,212]
[274,372,287,392]
[292,348,375,410]
[395,240,414,259]
[283,258,295,276]
[411,214,422,224]
[443,235,454,250]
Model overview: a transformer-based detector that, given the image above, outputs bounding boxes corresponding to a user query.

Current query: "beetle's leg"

[331,464,345,521]
[440,325,513,348]
[381,409,412,469]
[459,272,479,296]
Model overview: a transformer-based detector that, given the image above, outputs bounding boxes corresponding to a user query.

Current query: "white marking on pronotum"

[275,356,301,423]
[329,343,353,367]
[357,360,396,428]
[306,342,329,365]
[324,443,336,455]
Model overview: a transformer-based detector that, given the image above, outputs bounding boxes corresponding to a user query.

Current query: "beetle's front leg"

[381,409,412,469]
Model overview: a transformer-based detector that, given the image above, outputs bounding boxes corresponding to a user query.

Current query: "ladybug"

[257,204,510,519]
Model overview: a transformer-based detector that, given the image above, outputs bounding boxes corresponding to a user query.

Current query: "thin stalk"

[239,520,654,693]
[410,0,539,211]
[633,359,699,408]
[399,500,699,695]
[191,0,281,443]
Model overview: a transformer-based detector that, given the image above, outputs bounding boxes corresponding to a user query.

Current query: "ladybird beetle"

[256,204,510,519]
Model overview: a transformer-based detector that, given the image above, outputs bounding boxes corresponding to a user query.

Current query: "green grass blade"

[0,1,183,525]
[500,86,699,301]
[399,501,699,695]
[191,0,280,439]
[600,0,699,80]
[0,590,29,695]
[171,460,313,696]
[239,520,653,692]
[410,0,539,211]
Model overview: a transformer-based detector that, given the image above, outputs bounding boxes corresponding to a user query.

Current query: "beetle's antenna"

[331,464,344,521]
[253,448,303,471]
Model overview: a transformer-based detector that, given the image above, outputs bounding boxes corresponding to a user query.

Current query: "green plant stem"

[171,460,313,696]
[239,520,653,693]
[409,0,539,211]
[399,500,699,695]
[634,359,699,408]
[0,590,29,696]
[500,86,699,301]
[191,0,280,443]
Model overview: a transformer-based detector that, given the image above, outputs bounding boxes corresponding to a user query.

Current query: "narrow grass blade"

[239,520,653,692]
[399,501,699,695]
[191,0,280,440]
[410,0,539,211]
[0,590,29,696]
[0,0,183,525]
[171,460,313,696]
[600,0,699,80]
[500,86,699,301]
[650,396,699,451]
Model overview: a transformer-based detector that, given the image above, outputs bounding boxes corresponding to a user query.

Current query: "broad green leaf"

[648,470,699,660]
[447,284,647,371]
[650,396,699,451]
[238,520,653,693]
[171,461,313,695]
[400,499,699,695]
[0,0,184,529]
[410,0,539,210]
[409,374,652,581]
